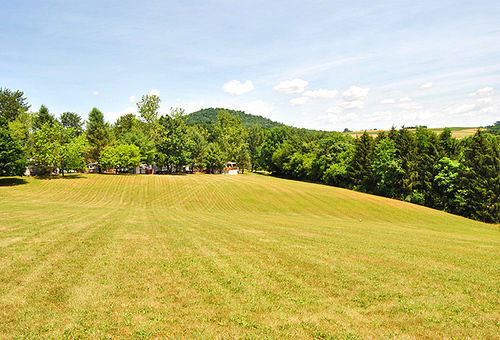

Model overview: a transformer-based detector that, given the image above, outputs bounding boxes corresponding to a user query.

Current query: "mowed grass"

[0,174,498,339]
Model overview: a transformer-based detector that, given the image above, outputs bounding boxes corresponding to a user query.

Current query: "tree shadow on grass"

[0,177,28,186]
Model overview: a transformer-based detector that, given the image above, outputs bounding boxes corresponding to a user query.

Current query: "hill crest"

[186,108,285,128]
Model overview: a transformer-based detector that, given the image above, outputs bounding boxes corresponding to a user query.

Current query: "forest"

[1,87,499,223]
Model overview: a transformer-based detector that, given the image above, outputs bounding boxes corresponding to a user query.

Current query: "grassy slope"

[0,174,498,338]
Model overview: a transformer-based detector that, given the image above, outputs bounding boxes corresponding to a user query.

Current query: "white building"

[222,161,239,175]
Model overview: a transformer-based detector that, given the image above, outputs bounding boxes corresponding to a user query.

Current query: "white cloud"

[399,97,412,102]
[398,102,422,110]
[129,95,137,103]
[240,100,275,117]
[420,82,433,89]
[223,80,255,95]
[341,100,365,109]
[289,97,310,106]
[150,89,160,96]
[480,103,500,113]
[342,85,370,101]
[92,91,99,96]
[366,111,393,122]
[447,103,477,115]
[468,87,493,96]
[476,97,492,104]
[302,89,338,99]
[327,100,364,113]
[380,98,395,104]
[273,78,308,94]
[319,112,358,124]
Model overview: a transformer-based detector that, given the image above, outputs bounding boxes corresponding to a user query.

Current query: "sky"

[1,0,499,130]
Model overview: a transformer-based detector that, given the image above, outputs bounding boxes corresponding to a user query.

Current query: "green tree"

[86,107,113,170]
[373,138,403,197]
[156,108,189,173]
[235,144,251,173]
[120,128,155,166]
[438,128,457,158]
[187,126,209,171]
[247,125,264,171]
[62,134,87,173]
[33,122,86,176]
[415,127,441,206]
[349,131,375,192]
[114,113,140,138]
[8,111,36,161]
[255,126,289,173]
[0,88,30,122]
[60,112,83,136]
[137,94,161,125]
[33,105,56,130]
[459,130,500,222]
[99,144,141,173]
[214,110,247,162]
[205,143,225,174]
[434,157,467,213]
[394,127,418,199]
[485,121,500,135]
[0,116,26,176]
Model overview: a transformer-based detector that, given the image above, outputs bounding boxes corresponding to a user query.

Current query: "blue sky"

[1,0,499,130]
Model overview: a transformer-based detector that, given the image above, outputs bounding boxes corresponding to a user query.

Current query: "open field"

[348,127,481,139]
[0,173,499,338]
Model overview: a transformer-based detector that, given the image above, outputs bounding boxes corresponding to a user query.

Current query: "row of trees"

[250,125,499,223]
[0,87,251,177]
[1,87,498,222]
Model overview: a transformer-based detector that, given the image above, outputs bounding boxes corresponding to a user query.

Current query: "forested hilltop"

[1,87,499,223]
[186,108,284,128]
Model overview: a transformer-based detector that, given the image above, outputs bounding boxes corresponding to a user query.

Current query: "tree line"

[1,87,499,223]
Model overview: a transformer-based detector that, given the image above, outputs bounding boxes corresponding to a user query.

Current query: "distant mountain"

[186,108,284,129]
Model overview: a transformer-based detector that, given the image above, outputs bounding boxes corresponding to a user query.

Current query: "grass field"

[348,127,480,139]
[0,173,498,338]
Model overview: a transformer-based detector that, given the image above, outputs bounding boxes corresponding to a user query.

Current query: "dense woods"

[1,87,499,223]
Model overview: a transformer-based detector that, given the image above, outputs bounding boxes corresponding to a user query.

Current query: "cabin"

[86,162,99,173]
[222,161,239,175]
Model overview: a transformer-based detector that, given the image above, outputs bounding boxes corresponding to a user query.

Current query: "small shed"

[222,161,239,175]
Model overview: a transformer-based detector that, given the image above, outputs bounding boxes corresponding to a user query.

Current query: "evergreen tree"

[438,128,456,158]
[459,130,500,222]
[0,88,30,122]
[33,105,56,130]
[415,127,441,206]
[86,108,112,171]
[349,131,375,192]
[60,112,83,136]
[395,127,418,199]
[373,138,403,197]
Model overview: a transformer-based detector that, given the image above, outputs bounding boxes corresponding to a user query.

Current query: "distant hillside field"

[349,127,480,139]
[186,108,284,128]
[0,174,498,338]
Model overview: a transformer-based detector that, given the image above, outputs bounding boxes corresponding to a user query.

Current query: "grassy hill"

[0,174,498,338]
[186,108,284,128]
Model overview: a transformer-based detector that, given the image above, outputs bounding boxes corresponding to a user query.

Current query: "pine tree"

[459,130,500,222]
[349,131,375,192]
[86,108,112,171]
